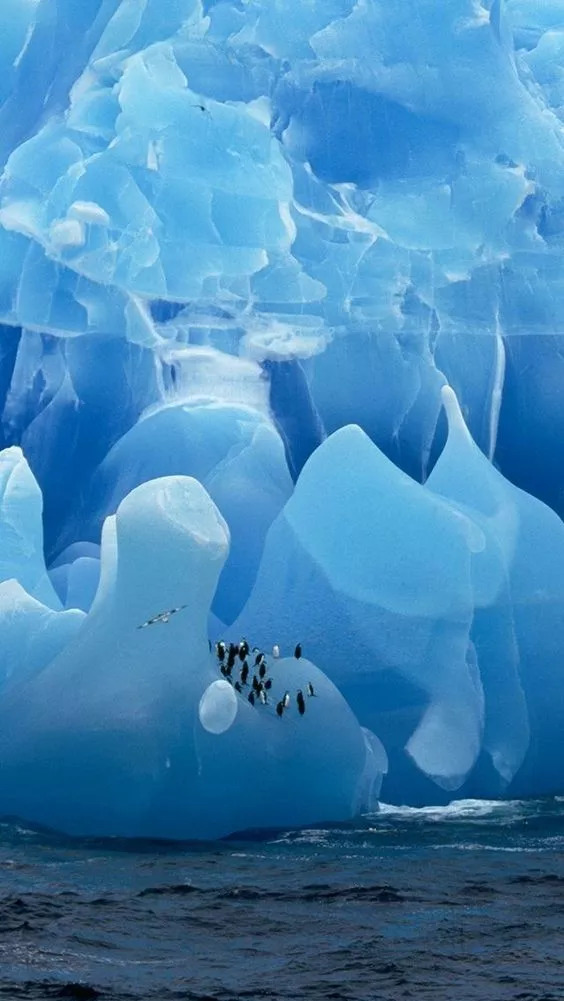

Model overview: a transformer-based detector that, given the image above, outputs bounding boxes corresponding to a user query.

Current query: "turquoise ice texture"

[0,0,562,837]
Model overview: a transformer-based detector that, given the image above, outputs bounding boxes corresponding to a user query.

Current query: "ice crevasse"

[0,0,562,837]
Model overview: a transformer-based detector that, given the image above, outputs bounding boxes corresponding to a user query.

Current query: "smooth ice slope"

[234,424,486,794]
[0,579,83,692]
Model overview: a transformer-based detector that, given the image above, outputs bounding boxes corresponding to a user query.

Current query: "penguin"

[239,639,249,660]
[252,675,261,694]
[208,640,212,652]
[240,661,249,686]
[259,689,268,705]
[234,681,242,693]
[283,691,291,708]
[264,678,273,690]
[227,644,237,669]
[297,690,306,715]
[259,662,267,680]
[220,664,228,678]
[294,643,302,659]
[272,644,280,658]
[306,682,316,697]
[216,641,226,662]
[248,691,256,706]
[224,662,233,678]
[254,652,265,668]
[276,699,285,717]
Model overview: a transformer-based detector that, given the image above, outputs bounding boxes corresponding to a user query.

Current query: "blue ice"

[0,0,562,836]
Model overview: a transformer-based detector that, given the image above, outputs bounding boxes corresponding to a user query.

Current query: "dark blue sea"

[0,798,562,1001]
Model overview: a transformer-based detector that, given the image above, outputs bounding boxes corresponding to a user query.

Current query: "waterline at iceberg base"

[0,0,563,838]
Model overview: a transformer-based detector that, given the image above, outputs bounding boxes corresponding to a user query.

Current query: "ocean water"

[0,799,562,1001]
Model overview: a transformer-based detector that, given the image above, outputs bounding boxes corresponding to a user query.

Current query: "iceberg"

[0,476,382,839]
[0,0,562,835]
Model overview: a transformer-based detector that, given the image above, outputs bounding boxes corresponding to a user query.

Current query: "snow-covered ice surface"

[0,0,563,837]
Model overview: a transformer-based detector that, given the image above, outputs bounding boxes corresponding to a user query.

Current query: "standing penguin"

[216,641,226,662]
[276,699,285,717]
[240,661,249,686]
[294,643,302,659]
[306,682,316,697]
[272,644,280,658]
[259,662,267,680]
[297,690,306,715]
[248,691,256,707]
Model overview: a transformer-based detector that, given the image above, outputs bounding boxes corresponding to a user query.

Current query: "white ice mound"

[0,475,378,839]
[0,446,61,609]
[235,424,485,792]
[198,679,239,735]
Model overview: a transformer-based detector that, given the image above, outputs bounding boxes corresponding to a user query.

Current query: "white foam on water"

[375,799,532,822]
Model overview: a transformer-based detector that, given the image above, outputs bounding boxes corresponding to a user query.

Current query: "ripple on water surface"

[0,798,562,1001]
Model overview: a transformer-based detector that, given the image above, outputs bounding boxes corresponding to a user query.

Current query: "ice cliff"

[0,0,562,837]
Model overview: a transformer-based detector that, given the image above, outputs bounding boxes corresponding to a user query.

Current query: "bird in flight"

[137,605,188,629]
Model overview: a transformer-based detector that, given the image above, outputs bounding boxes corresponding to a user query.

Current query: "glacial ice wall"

[0,0,562,835]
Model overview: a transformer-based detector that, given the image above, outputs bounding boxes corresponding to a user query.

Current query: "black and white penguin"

[216,641,226,662]
[294,643,302,659]
[234,681,242,693]
[264,678,273,690]
[240,661,249,686]
[239,638,249,661]
[227,644,237,669]
[306,682,316,697]
[259,662,267,680]
[254,652,265,667]
[272,644,280,658]
[276,699,285,717]
[297,690,306,715]
[252,675,261,694]
[259,689,268,705]
[283,691,291,708]
[248,691,256,706]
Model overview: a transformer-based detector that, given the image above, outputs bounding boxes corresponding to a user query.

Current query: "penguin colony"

[215,639,316,717]
[137,608,316,717]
